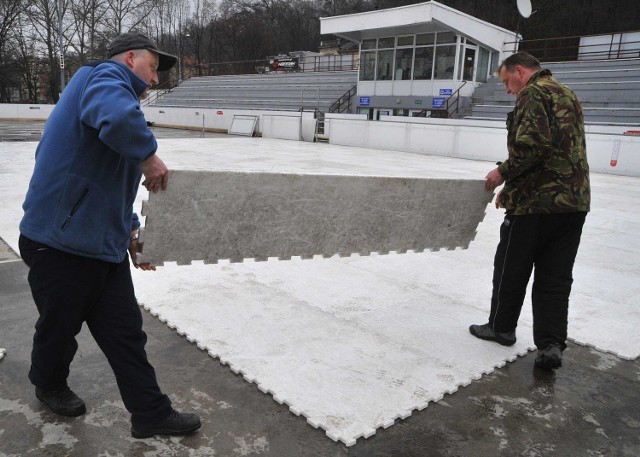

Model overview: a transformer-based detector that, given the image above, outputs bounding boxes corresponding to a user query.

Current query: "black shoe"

[469,323,516,346]
[131,409,201,439]
[35,386,86,417]
[534,343,563,370]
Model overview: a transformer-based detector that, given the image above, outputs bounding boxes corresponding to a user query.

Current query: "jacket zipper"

[61,188,89,231]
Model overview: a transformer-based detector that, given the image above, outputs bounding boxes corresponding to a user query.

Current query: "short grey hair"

[497,51,541,75]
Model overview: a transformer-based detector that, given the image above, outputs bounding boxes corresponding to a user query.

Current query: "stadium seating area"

[150,59,639,126]
[151,71,358,113]
[468,58,640,125]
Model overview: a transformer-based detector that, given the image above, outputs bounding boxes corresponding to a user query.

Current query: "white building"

[320,1,518,118]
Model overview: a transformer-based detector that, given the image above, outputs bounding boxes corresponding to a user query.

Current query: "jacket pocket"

[60,188,89,231]
[52,175,108,255]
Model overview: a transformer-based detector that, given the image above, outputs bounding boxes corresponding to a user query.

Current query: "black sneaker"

[131,409,201,439]
[469,323,516,346]
[534,343,563,369]
[35,386,86,417]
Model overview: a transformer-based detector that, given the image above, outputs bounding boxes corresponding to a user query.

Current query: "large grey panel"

[138,171,493,265]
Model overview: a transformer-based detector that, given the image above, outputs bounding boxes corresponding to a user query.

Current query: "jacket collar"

[83,60,148,98]
[526,68,552,87]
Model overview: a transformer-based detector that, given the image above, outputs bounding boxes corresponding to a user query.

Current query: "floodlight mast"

[58,0,65,94]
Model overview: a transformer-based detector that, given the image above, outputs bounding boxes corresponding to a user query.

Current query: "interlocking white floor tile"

[1,138,638,446]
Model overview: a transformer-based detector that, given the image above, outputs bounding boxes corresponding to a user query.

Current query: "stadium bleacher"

[468,58,640,125]
[150,71,358,113]
[149,58,639,127]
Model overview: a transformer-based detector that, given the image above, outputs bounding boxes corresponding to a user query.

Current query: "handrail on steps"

[445,81,467,117]
[329,84,358,113]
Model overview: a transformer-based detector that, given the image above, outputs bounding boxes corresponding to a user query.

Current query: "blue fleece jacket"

[20,60,157,263]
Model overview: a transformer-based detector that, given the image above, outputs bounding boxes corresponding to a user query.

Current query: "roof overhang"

[320,1,517,53]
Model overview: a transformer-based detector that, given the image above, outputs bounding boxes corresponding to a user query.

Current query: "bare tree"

[25,0,72,102]
[68,0,109,62]
[13,19,48,102]
[0,0,26,101]
[186,0,216,75]
[103,0,158,36]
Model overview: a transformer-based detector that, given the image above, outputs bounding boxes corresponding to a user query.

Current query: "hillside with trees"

[0,0,638,103]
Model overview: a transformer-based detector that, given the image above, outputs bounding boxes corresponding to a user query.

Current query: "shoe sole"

[36,392,86,417]
[469,327,516,347]
[131,422,201,439]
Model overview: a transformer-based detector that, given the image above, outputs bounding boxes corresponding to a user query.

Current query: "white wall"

[328,115,640,177]
[0,104,54,120]
[143,106,257,133]
[4,103,637,176]
[144,107,320,141]
[262,112,317,142]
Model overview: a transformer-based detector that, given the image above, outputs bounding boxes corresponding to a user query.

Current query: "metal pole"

[300,90,304,141]
[58,0,65,94]
[178,30,182,82]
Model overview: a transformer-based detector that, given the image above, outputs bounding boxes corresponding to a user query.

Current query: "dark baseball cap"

[107,32,177,72]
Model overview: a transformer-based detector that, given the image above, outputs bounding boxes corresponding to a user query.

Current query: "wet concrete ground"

[1,122,639,456]
[2,247,639,456]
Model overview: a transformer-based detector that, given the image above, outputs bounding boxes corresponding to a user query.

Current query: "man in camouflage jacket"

[469,51,590,370]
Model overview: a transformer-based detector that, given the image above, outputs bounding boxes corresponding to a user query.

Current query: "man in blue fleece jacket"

[18,33,201,439]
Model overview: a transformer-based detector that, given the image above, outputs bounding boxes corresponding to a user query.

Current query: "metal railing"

[201,55,358,76]
[328,84,358,113]
[141,78,177,107]
[507,30,640,62]
[445,81,468,118]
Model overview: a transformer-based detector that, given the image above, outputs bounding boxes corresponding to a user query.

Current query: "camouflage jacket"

[497,69,591,215]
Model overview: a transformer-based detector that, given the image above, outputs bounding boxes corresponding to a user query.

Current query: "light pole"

[58,0,65,94]
[178,32,190,82]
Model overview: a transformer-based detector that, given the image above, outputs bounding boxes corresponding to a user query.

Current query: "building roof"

[320,0,517,54]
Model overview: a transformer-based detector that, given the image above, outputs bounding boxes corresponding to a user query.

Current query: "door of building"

[462,46,477,82]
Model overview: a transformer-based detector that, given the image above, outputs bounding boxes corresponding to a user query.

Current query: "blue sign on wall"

[439,88,453,96]
[432,97,446,109]
[359,96,371,106]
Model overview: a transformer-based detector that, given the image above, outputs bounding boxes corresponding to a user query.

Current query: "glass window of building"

[434,45,456,79]
[373,37,395,81]
[360,51,376,81]
[413,46,434,80]
[378,37,395,49]
[394,48,414,80]
[362,39,376,50]
[377,49,394,80]
[416,33,435,46]
[397,35,414,47]
[436,32,456,44]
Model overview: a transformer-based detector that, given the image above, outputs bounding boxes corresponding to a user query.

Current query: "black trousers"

[19,235,172,427]
[488,212,587,350]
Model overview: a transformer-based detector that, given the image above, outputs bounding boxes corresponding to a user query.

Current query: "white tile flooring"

[2,138,638,445]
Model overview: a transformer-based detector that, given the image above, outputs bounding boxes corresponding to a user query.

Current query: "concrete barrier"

[2,103,637,176]
[328,115,640,177]
[262,112,317,142]
[0,104,54,120]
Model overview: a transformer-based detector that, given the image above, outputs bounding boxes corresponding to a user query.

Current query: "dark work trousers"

[488,212,587,350]
[19,234,172,428]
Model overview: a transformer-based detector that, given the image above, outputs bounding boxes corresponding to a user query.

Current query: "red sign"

[216,111,224,115]
[623,130,640,135]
